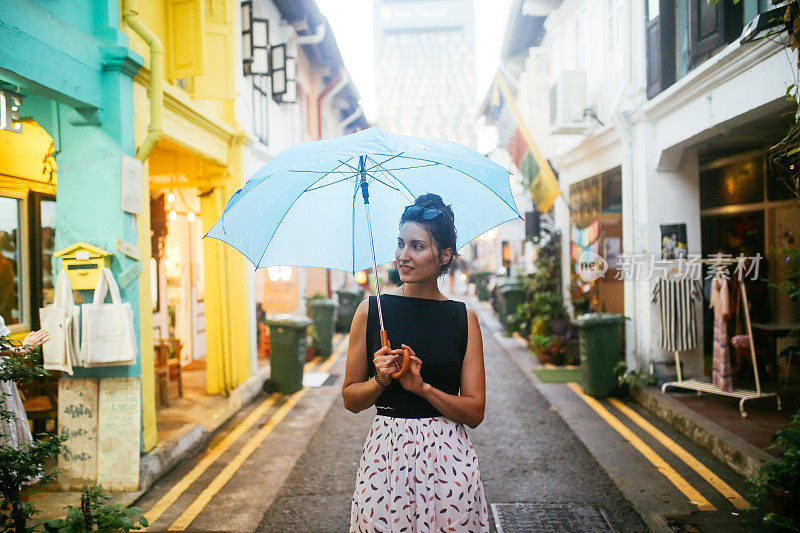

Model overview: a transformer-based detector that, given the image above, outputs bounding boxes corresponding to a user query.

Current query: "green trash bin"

[496,277,525,333]
[264,315,313,394]
[475,271,493,301]
[571,313,627,398]
[336,288,363,332]
[309,299,337,357]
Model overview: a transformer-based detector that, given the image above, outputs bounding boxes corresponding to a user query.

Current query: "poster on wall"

[120,154,143,215]
[603,236,621,269]
[660,223,688,259]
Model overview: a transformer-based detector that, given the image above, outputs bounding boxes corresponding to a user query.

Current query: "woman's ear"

[439,247,454,268]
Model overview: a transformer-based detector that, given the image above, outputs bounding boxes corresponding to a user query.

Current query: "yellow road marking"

[608,397,749,509]
[167,338,348,531]
[567,383,716,511]
[304,355,323,371]
[142,393,281,525]
[144,335,347,528]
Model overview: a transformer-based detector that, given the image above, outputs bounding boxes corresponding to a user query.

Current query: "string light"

[187,211,196,222]
[168,210,177,220]
[167,192,175,203]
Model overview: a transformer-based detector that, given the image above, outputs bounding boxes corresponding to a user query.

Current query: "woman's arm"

[341,299,400,413]
[399,307,486,428]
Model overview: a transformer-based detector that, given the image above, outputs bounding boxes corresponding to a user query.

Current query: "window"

[0,196,22,326]
[252,76,269,145]
[646,0,752,99]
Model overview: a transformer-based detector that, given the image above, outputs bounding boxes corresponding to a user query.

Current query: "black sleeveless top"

[366,294,468,418]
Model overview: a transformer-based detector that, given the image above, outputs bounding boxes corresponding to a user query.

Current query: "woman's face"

[395,222,452,283]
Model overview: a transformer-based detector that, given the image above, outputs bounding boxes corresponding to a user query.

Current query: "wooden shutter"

[191,0,234,99]
[645,0,676,100]
[688,0,743,67]
[166,0,205,80]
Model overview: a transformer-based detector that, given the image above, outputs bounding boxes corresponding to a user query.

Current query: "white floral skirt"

[350,415,489,533]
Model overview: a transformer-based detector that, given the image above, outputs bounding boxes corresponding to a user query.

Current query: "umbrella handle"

[380,330,411,379]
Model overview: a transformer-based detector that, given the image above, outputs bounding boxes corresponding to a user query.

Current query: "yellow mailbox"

[54,242,112,290]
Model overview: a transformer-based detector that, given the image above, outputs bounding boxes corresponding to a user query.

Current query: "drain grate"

[491,503,615,533]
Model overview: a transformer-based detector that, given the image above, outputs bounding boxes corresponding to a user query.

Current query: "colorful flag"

[483,70,563,213]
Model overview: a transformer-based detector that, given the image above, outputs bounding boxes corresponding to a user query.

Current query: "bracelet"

[373,374,389,389]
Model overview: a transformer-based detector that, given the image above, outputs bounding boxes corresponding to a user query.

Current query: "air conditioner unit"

[549,71,589,135]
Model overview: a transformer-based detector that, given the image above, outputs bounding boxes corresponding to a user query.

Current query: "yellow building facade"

[122,0,253,451]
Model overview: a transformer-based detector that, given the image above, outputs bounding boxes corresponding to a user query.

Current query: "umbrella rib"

[366,152,405,172]
[305,173,356,192]
[372,153,521,218]
[365,172,400,192]
[373,163,439,171]
[254,158,356,268]
[366,156,416,203]
[289,170,360,174]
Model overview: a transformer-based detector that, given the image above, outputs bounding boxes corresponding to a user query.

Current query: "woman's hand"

[397,344,426,396]
[373,346,401,387]
[23,329,49,347]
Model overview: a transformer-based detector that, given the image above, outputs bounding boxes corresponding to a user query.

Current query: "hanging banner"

[571,220,600,247]
[484,71,563,213]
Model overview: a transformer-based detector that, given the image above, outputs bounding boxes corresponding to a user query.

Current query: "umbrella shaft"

[364,198,386,332]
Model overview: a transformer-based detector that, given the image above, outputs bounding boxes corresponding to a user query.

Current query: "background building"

[373,0,477,147]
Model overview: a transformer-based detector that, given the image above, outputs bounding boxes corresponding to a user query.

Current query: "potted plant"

[305,324,320,362]
[42,483,148,532]
[530,335,566,365]
[744,408,800,531]
[0,335,66,533]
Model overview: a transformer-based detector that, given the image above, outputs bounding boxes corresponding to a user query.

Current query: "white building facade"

[498,0,798,376]
[237,0,368,361]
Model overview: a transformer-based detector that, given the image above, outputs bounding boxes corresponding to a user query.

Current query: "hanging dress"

[651,278,704,352]
[709,275,733,391]
[0,315,34,449]
[350,294,489,533]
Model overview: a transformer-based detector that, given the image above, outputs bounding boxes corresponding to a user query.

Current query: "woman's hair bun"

[414,193,455,223]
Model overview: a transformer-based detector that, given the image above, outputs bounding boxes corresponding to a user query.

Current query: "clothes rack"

[659,256,781,417]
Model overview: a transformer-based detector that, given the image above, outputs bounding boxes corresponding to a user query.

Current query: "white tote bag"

[40,270,79,374]
[80,268,136,366]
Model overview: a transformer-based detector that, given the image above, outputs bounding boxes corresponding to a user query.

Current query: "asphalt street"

[255,296,648,532]
[136,293,749,532]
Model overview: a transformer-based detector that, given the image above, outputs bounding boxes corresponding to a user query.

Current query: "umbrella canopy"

[205,126,521,274]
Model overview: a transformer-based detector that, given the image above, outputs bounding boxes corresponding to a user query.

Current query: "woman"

[342,193,489,533]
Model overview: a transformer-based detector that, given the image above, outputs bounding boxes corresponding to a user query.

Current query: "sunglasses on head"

[403,205,444,220]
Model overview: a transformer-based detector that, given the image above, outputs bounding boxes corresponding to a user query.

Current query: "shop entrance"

[148,142,226,443]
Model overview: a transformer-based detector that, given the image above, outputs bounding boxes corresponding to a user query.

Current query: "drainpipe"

[123,0,163,161]
[296,23,326,45]
[338,107,363,133]
[316,68,349,139]
[317,68,349,297]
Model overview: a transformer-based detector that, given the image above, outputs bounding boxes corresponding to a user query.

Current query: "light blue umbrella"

[206,126,521,376]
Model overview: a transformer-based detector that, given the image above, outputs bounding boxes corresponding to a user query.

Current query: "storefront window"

[0,196,22,325]
[700,157,765,209]
[40,199,56,306]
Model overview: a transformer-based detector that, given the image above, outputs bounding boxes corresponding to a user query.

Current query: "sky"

[315,0,514,124]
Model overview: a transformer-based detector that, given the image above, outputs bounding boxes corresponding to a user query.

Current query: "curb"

[138,334,344,494]
[138,366,271,493]
[630,385,774,479]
